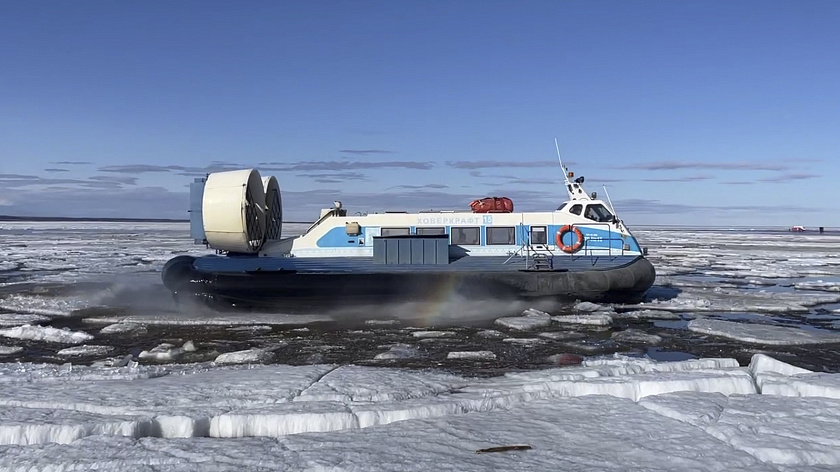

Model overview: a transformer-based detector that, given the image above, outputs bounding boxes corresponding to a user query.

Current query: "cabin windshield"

[556,202,568,211]
[584,204,614,222]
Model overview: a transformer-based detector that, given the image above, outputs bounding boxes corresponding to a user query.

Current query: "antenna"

[555,138,572,186]
[602,184,623,226]
[602,185,616,214]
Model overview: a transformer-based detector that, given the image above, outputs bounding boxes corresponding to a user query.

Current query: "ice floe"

[688,318,840,345]
[446,351,496,360]
[138,341,197,361]
[214,348,276,365]
[98,322,147,334]
[374,344,423,360]
[0,324,94,344]
[0,345,23,355]
[493,308,551,330]
[56,345,115,357]
[552,314,614,326]
[611,329,663,344]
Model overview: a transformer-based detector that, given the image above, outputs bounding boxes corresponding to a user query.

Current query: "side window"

[381,227,410,236]
[487,226,516,245]
[569,204,582,216]
[452,227,480,245]
[585,204,614,222]
[530,226,547,245]
[416,227,446,235]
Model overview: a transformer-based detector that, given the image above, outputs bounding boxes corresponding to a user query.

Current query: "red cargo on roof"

[469,197,514,213]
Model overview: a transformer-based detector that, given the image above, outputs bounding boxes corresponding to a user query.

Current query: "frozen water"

[688,318,840,345]
[0,354,838,470]
[5,223,840,467]
[0,324,94,344]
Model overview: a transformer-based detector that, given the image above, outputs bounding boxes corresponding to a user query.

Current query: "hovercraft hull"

[162,255,655,311]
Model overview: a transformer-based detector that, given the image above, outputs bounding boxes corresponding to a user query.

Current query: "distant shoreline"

[0,215,313,224]
[0,216,833,231]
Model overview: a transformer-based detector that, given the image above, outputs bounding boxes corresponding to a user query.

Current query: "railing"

[503,223,632,269]
[504,242,557,270]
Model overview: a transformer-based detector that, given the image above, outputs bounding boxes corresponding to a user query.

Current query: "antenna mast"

[555,138,569,183]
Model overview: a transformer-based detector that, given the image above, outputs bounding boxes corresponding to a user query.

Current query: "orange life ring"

[555,225,584,253]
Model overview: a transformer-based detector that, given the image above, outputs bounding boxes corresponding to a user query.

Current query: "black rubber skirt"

[162,255,656,310]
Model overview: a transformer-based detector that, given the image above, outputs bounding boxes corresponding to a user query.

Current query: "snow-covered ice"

[0,324,94,344]
[0,354,838,470]
[3,219,840,469]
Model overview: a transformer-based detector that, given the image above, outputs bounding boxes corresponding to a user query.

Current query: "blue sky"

[1,1,838,227]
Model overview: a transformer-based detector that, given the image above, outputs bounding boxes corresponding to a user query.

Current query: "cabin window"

[556,202,568,211]
[381,227,410,236]
[530,226,547,245]
[569,204,582,216]
[584,204,614,222]
[487,226,516,245]
[452,227,480,245]
[416,226,446,235]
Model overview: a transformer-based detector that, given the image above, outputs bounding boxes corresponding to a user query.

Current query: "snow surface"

[0,354,839,470]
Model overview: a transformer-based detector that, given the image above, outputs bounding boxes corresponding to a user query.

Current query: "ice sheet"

[1,355,839,470]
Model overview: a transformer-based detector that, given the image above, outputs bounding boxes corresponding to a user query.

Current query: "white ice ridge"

[2,355,840,469]
[0,324,93,344]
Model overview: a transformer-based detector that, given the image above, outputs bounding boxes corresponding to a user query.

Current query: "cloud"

[622,161,789,171]
[0,186,189,219]
[97,163,246,177]
[260,161,433,171]
[296,172,368,182]
[51,161,91,165]
[0,173,137,190]
[386,184,449,190]
[339,150,394,155]
[44,168,70,173]
[612,198,820,216]
[757,173,821,183]
[641,174,714,182]
[89,175,139,185]
[446,160,559,170]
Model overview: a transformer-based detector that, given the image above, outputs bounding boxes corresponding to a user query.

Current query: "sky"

[1,0,838,227]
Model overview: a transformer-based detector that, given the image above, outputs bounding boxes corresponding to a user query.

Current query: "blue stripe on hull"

[192,254,643,274]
